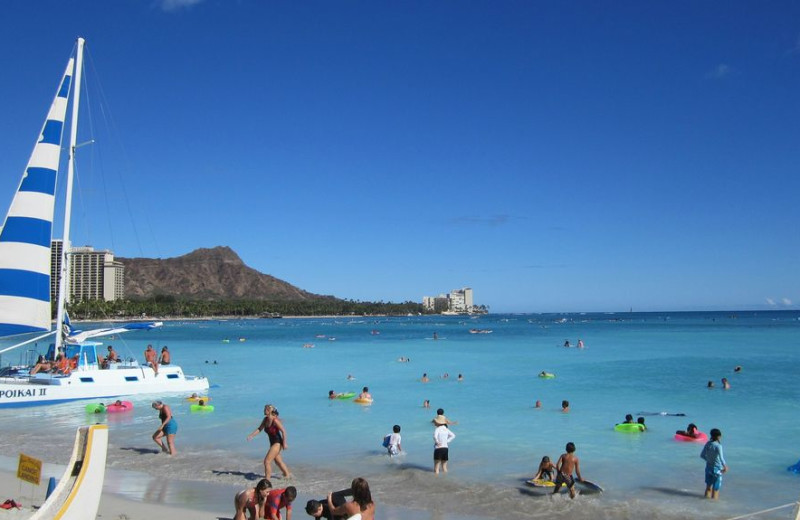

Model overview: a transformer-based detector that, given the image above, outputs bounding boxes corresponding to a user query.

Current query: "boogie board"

[577,480,604,493]
[525,478,555,488]
[336,392,356,400]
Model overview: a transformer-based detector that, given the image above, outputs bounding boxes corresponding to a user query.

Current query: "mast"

[55,37,85,353]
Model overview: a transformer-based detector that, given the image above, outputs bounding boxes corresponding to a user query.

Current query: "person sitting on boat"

[160,346,171,365]
[29,355,52,375]
[144,344,159,375]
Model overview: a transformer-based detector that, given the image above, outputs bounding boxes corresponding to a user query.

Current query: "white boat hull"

[30,424,108,520]
[0,364,209,408]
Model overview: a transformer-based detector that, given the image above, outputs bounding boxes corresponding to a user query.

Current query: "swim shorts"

[555,472,575,488]
[163,418,178,435]
[705,468,722,491]
[433,447,449,461]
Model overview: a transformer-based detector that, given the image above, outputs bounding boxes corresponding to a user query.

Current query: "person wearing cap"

[433,414,456,474]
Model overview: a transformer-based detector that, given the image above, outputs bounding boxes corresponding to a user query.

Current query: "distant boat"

[0,38,209,408]
[469,328,493,334]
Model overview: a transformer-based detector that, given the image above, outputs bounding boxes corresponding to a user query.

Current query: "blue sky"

[1,1,798,313]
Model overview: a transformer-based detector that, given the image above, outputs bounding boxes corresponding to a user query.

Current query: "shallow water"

[1,311,799,519]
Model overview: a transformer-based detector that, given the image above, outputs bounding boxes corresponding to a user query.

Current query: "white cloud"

[159,0,203,11]
[706,63,734,80]
[782,297,793,306]
[765,298,776,306]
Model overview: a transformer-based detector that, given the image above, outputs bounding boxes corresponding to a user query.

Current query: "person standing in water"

[553,442,583,499]
[700,428,728,499]
[247,404,292,479]
[151,401,177,455]
[433,414,456,474]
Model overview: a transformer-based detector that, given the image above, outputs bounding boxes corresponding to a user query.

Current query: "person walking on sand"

[151,400,177,455]
[234,478,272,520]
[247,404,292,479]
[700,428,728,499]
[433,414,456,474]
[553,442,583,498]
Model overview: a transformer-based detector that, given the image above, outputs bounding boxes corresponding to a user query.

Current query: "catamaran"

[0,38,209,408]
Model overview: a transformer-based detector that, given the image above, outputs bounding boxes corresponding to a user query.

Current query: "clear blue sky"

[1,1,798,313]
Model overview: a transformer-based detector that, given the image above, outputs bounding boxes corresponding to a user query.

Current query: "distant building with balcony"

[51,240,125,303]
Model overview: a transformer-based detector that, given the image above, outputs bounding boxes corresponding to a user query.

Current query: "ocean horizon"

[1,310,798,519]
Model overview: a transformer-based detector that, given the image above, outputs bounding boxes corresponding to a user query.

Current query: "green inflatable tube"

[614,422,645,433]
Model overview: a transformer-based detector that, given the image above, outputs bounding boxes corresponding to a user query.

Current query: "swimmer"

[347,374,355,381]
[561,400,570,412]
[676,423,699,438]
[358,387,372,400]
[328,390,339,400]
[423,399,430,408]
[535,400,542,408]
[734,366,742,372]
[457,373,463,382]
[707,380,714,388]
[421,373,429,383]
[721,378,731,390]
[637,417,647,430]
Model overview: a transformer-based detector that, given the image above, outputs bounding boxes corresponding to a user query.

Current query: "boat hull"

[0,364,209,408]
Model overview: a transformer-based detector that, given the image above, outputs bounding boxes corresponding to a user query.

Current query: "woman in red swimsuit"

[247,404,292,479]
[234,478,272,520]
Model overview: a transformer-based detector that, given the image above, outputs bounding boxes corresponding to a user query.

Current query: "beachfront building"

[51,241,125,303]
[423,287,481,314]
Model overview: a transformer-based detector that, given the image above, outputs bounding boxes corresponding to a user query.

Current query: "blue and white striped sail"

[0,58,74,338]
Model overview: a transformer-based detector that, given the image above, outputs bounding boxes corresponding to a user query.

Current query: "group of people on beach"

[236,406,376,520]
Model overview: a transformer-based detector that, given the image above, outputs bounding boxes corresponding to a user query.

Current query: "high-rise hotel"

[50,240,124,303]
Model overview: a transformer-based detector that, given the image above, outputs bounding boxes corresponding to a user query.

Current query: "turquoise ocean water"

[1,311,799,519]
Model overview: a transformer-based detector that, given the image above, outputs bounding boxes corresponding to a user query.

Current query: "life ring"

[186,395,212,402]
[614,423,645,433]
[353,398,373,405]
[85,403,106,414]
[674,431,707,442]
[191,404,215,412]
[106,401,133,413]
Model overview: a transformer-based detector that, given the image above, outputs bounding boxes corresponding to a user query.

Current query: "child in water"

[385,424,402,457]
[533,455,556,482]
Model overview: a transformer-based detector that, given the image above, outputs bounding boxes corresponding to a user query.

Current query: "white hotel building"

[423,287,475,314]
[51,240,125,303]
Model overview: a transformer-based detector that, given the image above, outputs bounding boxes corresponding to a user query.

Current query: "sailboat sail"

[0,57,75,338]
[0,38,208,408]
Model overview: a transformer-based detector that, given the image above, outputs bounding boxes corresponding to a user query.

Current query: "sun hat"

[433,414,448,425]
